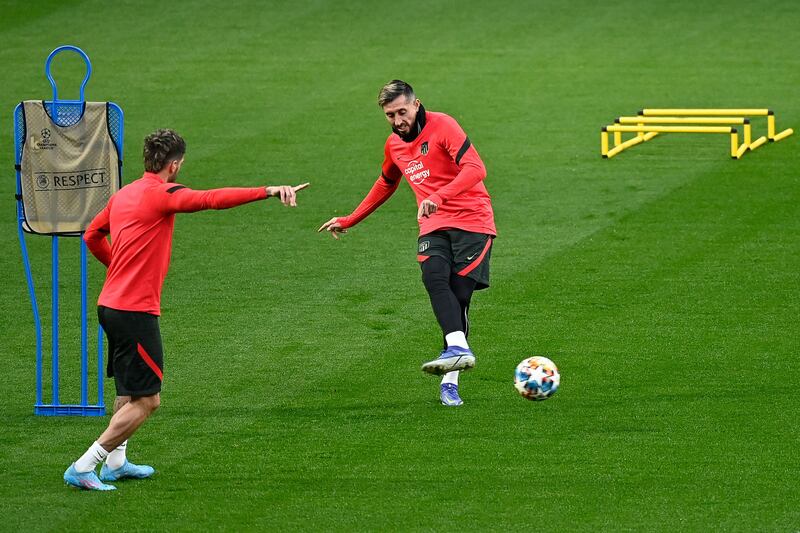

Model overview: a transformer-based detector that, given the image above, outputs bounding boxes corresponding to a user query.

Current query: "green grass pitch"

[1,0,798,530]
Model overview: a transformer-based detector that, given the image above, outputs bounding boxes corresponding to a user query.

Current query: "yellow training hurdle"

[640,109,793,142]
[601,108,793,159]
[602,125,742,159]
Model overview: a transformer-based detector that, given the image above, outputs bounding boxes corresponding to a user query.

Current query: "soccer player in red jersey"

[64,129,308,491]
[319,80,495,407]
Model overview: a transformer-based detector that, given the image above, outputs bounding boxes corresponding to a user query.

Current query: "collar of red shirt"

[142,171,166,182]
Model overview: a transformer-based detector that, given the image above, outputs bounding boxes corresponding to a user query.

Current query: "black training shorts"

[417,229,494,289]
[98,306,164,397]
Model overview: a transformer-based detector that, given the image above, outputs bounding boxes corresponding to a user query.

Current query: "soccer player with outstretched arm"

[64,129,308,491]
[319,80,496,407]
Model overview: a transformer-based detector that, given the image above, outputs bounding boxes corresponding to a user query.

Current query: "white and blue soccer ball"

[514,356,560,401]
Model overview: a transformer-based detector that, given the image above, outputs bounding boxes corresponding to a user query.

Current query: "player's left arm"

[83,200,113,267]
[158,183,308,214]
[419,116,487,218]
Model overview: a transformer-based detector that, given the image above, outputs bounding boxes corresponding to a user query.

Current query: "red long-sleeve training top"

[84,172,267,315]
[338,110,496,237]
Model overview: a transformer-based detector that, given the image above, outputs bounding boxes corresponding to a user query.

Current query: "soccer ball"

[514,356,560,401]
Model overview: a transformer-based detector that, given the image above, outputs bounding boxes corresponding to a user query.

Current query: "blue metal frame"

[15,45,123,416]
[45,45,92,104]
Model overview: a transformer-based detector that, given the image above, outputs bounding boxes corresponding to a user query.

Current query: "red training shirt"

[84,172,267,315]
[338,109,496,236]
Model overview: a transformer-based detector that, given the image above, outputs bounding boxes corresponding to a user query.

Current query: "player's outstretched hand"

[318,217,348,240]
[266,182,309,207]
[417,198,438,219]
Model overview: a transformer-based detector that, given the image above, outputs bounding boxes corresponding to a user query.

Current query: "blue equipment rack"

[14,45,124,416]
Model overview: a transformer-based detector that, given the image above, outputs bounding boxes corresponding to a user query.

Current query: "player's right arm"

[83,199,114,267]
[318,143,402,239]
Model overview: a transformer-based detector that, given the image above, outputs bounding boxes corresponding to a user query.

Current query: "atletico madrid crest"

[420,142,428,155]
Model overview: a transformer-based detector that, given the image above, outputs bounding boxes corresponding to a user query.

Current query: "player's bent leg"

[67,394,159,487]
[420,256,463,335]
[420,257,475,375]
[98,394,159,481]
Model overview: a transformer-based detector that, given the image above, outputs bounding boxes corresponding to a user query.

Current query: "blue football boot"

[63,464,116,491]
[421,346,475,375]
[99,460,155,482]
[440,383,464,406]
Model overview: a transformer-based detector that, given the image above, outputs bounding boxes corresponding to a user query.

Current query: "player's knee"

[450,274,476,307]
[451,284,473,307]
[454,292,471,309]
[421,256,451,292]
[113,395,132,414]
[135,393,160,414]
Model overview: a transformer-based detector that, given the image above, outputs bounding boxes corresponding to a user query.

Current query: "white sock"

[74,441,110,473]
[105,440,128,469]
[441,371,459,385]
[445,331,469,349]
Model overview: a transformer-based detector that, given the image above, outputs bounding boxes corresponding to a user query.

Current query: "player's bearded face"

[166,157,184,183]
[384,97,419,138]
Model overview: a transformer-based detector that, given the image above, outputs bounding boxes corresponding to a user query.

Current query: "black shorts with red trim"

[417,229,494,290]
[98,306,164,397]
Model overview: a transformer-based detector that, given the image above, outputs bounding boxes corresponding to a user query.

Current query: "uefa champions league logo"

[35,128,56,150]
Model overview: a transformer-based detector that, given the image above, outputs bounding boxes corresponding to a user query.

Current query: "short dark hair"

[143,129,186,172]
[378,79,415,107]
